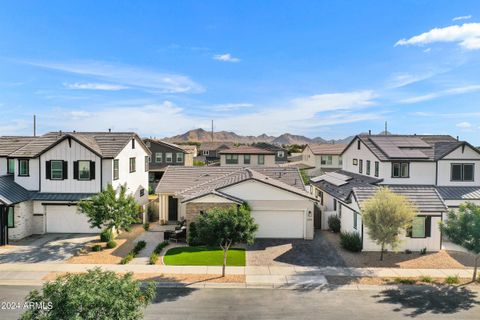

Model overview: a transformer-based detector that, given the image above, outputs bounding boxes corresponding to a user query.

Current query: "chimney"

[457,136,459,141]
[368,129,371,136]
[33,115,36,137]
[384,121,388,135]
[108,128,112,133]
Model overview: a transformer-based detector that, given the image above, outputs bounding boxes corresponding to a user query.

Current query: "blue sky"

[1,1,480,143]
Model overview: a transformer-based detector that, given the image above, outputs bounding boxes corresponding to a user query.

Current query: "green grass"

[163,246,246,266]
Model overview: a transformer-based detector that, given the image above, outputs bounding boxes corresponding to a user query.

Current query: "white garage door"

[46,205,99,233]
[251,210,304,238]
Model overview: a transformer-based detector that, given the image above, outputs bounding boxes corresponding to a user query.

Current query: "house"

[301,144,346,176]
[155,166,317,239]
[252,142,288,163]
[144,139,194,189]
[197,142,234,163]
[0,131,150,245]
[310,133,480,252]
[219,146,276,166]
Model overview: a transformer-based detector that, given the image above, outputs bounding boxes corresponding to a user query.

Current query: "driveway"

[247,231,346,267]
[0,233,96,263]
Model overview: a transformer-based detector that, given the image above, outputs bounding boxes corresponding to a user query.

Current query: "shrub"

[420,247,427,255]
[100,229,114,242]
[133,240,146,254]
[143,223,150,231]
[445,275,459,285]
[394,277,416,285]
[120,253,135,265]
[404,249,412,254]
[153,241,169,254]
[106,240,117,249]
[193,160,205,166]
[340,232,362,252]
[149,253,158,265]
[328,215,341,233]
[148,186,155,195]
[420,276,433,283]
[92,244,103,252]
[188,222,202,246]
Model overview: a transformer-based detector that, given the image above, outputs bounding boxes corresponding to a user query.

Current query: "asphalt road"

[1,285,479,319]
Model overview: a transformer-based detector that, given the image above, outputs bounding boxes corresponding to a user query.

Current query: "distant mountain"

[163,128,360,145]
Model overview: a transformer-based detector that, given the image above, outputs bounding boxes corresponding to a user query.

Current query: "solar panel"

[369,136,430,159]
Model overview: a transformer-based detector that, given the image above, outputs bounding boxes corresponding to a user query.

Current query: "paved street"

[1,285,479,319]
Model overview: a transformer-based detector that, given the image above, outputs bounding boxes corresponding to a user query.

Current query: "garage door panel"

[46,206,99,233]
[251,210,304,238]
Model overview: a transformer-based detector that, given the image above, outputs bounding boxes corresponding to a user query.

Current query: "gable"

[441,143,480,160]
[221,179,311,201]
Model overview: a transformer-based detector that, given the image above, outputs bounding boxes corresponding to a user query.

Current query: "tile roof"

[178,145,197,154]
[353,185,448,212]
[218,146,275,155]
[436,186,480,200]
[252,142,286,152]
[0,136,38,157]
[144,139,187,153]
[307,144,346,155]
[0,175,33,205]
[199,142,234,151]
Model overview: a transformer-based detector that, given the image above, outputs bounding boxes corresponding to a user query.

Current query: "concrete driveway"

[247,231,346,267]
[0,233,96,263]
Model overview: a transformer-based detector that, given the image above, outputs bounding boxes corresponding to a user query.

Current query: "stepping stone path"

[130,231,165,265]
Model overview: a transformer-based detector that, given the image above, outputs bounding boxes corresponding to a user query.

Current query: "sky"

[1,1,480,143]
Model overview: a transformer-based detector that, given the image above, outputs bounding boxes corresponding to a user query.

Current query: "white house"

[0,131,150,245]
[301,144,346,177]
[219,146,276,167]
[156,166,317,239]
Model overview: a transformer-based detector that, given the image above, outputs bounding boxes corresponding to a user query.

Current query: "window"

[338,203,342,218]
[165,153,173,163]
[129,157,136,173]
[18,159,29,176]
[258,155,265,165]
[202,150,209,156]
[225,154,238,164]
[155,152,162,163]
[176,153,183,163]
[319,190,324,206]
[321,155,333,165]
[113,159,119,180]
[353,212,357,230]
[451,163,474,181]
[338,157,343,166]
[244,154,251,164]
[277,151,285,158]
[145,156,149,171]
[411,217,426,238]
[78,161,91,180]
[374,161,379,177]
[51,160,64,180]
[7,207,14,228]
[333,199,337,211]
[357,140,361,150]
[366,160,371,175]
[392,162,409,178]
[7,159,14,174]
[140,188,145,197]
[353,159,358,165]
[359,159,363,174]
[132,139,135,149]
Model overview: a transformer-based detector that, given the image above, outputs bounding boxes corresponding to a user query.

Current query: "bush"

[193,160,205,166]
[133,240,146,254]
[188,222,203,246]
[106,240,117,249]
[148,186,155,195]
[92,244,103,252]
[445,275,459,285]
[328,215,341,233]
[153,241,169,254]
[340,232,362,252]
[394,277,417,285]
[100,229,114,242]
[143,223,150,231]
[120,253,135,265]
[149,253,158,265]
[420,276,433,283]
[404,249,412,254]
[420,247,427,255]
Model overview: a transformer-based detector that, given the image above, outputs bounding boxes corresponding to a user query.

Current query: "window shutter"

[45,160,51,180]
[73,161,79,180]
[90,161,96,180]
[62,161,68,180]
[425,216,431,237]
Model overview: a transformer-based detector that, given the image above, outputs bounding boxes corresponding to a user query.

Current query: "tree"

[78,184,140,234]
[195,203,258,276]
[362,187,417,261]
[299,169,310,185]
[21,268,156,320]
[441,203,480,282]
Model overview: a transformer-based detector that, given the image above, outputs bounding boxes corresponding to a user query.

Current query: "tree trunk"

[380,243,385,261]
[222,248,228,277]
[473,255,479,282]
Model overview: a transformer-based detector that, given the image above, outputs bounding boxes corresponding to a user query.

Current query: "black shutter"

[425,216,431,237]
[90,161,96,180]
[62,161,68,180]
[46,161,51,180]
[73,161,79,180]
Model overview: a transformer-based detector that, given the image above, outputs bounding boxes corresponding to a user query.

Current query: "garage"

[46,205,99,233]
[251,210,305,238]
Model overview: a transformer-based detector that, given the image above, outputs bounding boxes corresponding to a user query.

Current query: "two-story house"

[144,139,194,190]
[0,131,150,245]
[301,144,346,176]
[310,134,480,252]
[219,146,276,166]
[197,142,234,163]
[252,142,288,164]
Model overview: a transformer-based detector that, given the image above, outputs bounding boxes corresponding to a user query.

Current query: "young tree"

[21,268,156,320]
[441,203,480,282]
[195,204,258,276]
[362,187,417,261]
[78,184,140,234]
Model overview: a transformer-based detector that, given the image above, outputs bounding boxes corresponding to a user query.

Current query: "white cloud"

[210,103,254,111]
[213,53,241,62]
[423,48,431,53]
[399,84,480,103]
[456,121,472,128]
[387,72,436,88]
[65,82,128,91]
[453,15,472,22]
[24,60,204,93]
[395,23,480,50]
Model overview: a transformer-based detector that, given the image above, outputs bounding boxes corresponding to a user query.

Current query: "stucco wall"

[220,154,276,166]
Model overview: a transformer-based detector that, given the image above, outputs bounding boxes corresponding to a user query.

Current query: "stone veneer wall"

[185,202,236,230]
[8,201,34,240]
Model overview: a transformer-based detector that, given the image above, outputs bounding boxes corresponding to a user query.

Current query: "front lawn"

[163,246,246,266]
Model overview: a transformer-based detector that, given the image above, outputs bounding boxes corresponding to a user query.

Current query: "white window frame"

[51,160,64,180]
[78,160,91,180]
[155,152,162,163]
[176,152,184,163]
[165,153,173,163]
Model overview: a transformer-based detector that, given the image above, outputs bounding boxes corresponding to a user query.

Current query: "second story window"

[357,140,361,150]
[366,160,371,175]
[129,157,136,173]
[18,159,29,176]
[202,150,209,156]
[113,159,119,180]
[244,154,251,164]
[78,160,91,180]
[258,154,265,165]
[176,153,183,163]
[277,151,285,158]
[392,162,409,178]
[321,155,333,165]
[132,139,135,149]
[51,160,64,180]
[155,152,162,163]
[353,159,358,165]
[145,156,149,172]
[7,158,15,174]
[451,163,474,181]
[359,159,363,174]
[225,154,238,164]
[374,161,379,177]
[165,153,173,163]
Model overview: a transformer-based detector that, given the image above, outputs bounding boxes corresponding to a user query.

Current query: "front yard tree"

[441,203,480,282]
[362,187,417,261]
[78,184,140,234]
[195,204,258,277]
[21,268,156,320]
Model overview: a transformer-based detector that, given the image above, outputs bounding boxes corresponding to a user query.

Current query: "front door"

[0,206,7,246]
[314,205,322,229]
[168,196,178,221]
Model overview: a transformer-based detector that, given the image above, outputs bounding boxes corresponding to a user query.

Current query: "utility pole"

[384,121,388,135]
[211,120,214,142]
[33,115,36,137]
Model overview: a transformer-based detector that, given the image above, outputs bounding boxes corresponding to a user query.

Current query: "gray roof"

[436,186,480,200]
[0,175,33,205]
[30,192,96,201]
[199,142,234,151]
[144,139,188,153]
[0,136,38,157]
[353,185,448,213]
